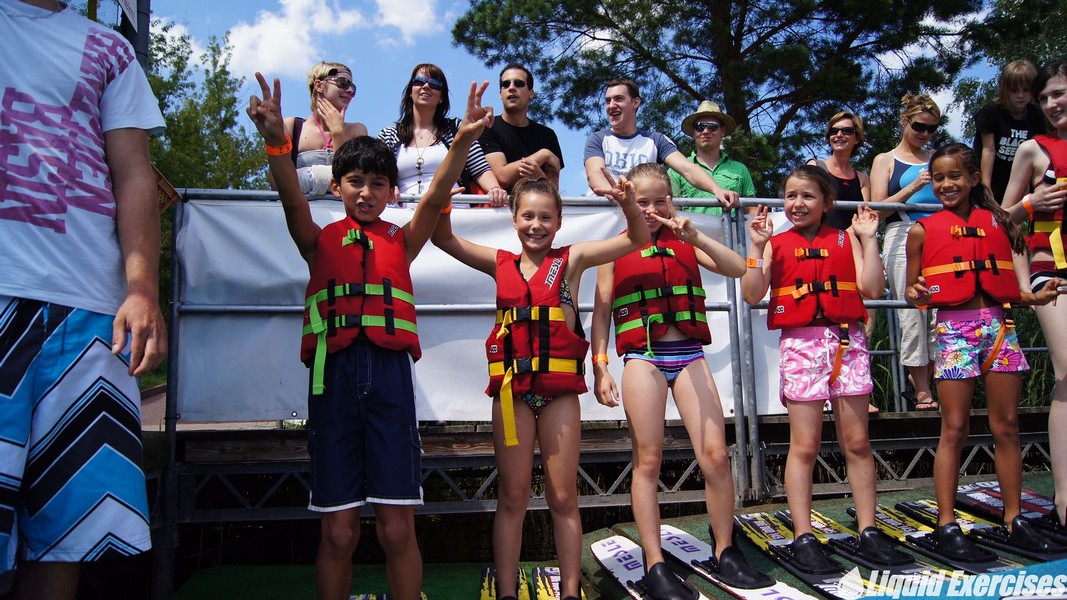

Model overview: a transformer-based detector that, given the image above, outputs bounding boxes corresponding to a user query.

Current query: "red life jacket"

[486,247,588,446]
[1027,134,1067,267]
[300,217,420,395]
[611,228,711,355]
[919,208,1020,307]
[767,225,867,329]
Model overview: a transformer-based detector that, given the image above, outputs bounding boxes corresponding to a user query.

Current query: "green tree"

[454,0,979,193]
[148,21,265,189]
[953,0,1067,140]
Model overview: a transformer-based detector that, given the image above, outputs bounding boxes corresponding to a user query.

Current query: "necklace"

[412,128,436,194]
[0,1,65,19]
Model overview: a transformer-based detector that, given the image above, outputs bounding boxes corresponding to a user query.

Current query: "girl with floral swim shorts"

[905,142,1064,560]
[742,165,907,572]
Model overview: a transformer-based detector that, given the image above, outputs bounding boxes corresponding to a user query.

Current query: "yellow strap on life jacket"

[950,225,985,237]
[489,357,584,447]
[1031,221,1067,269]
[494,306,567,339]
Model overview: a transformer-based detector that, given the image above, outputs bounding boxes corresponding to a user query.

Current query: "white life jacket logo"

[618,307,629,318]
[775,306,785,314]
[544,257,563,287]
[489,344,499,354]
[837,230,845,247]
[389,224,399,236]
[929,284,940,294]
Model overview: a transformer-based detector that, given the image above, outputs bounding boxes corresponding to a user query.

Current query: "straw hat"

[681,100,736,136]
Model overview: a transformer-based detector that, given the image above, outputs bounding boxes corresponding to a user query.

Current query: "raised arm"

[571,171,650,273]
[247,73,320,262]
[650,212,745,277]
[849,202,885,298]
[406,81,494,261]
[741,205,773,304]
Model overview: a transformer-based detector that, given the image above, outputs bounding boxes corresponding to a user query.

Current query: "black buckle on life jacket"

[645,245,673,257]
[340,283,365,297]
[381,278,394,305]
[512,306,532,322]
[345,229,372,248]
[795,248,828,259]
[335,314,361,329]
[513,357,532,375]
[810,277,840,296]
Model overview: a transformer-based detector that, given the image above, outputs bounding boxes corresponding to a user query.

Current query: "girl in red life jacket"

[1002,62,1067,535]
[430,174,649,600]
[741,166,904,572]
[590,163,773,595]
[905,143,1063,559]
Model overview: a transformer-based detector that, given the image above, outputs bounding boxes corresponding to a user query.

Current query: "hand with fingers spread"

[747,205,774,248]
[650,211,696,243]
[593,168,634,206]
[458,80,494,134]
[247,73,287,146]
[851,200,880,241]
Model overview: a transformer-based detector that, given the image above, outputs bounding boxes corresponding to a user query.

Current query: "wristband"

[746,257,764,268]
[1022,194,1034,217]
[592,353,609,365]
[441,201,453,214]
[265,135,293,156]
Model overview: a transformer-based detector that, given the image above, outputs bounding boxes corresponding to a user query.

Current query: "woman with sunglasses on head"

[379,64,508,207]
[871,93,942,412]
[278,61,368,195]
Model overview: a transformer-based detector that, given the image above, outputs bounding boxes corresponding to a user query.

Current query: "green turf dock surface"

[175,473,1056,599]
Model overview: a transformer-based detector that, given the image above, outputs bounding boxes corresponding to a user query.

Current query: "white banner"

[174,198,786,421]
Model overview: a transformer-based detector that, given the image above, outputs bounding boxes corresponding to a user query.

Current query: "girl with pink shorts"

[742,165,907,571]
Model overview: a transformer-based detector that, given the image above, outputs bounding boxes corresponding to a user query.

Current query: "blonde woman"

[279,61,368,195]
[871,94,942,411]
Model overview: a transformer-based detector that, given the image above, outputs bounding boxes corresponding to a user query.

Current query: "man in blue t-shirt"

[583,79,738,209]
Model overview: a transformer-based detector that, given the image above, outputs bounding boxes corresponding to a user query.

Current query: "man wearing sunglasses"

[479,63,564,191]
[585,80,738,208]
[669,100,755,215]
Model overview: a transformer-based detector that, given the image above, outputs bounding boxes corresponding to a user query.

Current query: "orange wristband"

[441,201,453,214]
[592,353,609,365]
[265,135,293,156]
[1022,195,1034,217]
[746,257,764,268]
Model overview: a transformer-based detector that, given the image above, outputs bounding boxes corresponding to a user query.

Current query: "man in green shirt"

[668,101,756,215]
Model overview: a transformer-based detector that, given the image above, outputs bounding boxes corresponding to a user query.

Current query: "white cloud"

[373,0,442,46]
[152,18,208,70]
[227,0,368,80]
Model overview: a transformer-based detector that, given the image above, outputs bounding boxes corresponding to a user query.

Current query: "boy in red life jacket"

[591,163,772,596]
[248,73,493,600]
[906,142,1063,560]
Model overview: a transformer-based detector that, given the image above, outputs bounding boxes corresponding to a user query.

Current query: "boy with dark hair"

[248,73,493,600]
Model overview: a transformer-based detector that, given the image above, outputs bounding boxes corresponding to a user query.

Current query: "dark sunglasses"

[693,121,721,133]
[411,75,444,91]
[325,76,355,93]
[828,126,856,136]
[908,118,940,135]
[500,79,528,89]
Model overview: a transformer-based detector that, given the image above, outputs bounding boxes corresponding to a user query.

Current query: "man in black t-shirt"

[479,63,564,191]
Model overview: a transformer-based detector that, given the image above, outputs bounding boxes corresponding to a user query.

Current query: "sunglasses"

[828,126,856,136]
[412,75,444,91]
[325,76,355,93]
[908,118,940,135]
[693,121,721,133]
[500,79,528,89]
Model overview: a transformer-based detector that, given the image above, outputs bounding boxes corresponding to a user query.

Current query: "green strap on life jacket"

[614,311,708,357]
[611,285,706,311]
[304,282,417,395]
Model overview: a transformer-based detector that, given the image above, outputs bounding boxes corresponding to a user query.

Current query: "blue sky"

[149,0,986,196]
[151,0,596,195]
